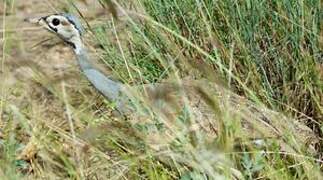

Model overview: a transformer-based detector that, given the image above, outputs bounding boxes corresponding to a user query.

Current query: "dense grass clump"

[0,0,322,179]
[141,0,322,124]
[94,0,322,178]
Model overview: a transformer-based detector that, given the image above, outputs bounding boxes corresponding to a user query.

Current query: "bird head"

[26,13,85,51]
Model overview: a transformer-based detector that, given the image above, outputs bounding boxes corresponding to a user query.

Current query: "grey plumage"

[64,13,85,35]
[76,46,129,113]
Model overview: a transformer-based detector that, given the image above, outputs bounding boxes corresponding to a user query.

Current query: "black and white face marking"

[40,16,59,33]
[26,14,85,53]
[52,18,60,26]
[40,15,80,40]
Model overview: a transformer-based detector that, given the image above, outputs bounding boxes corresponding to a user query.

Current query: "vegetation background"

[0,0,322,179]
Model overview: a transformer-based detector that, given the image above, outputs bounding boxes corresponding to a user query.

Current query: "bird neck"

[69,36,84,55]
[73,43,95,71]
[70,37,93,70]
[72,41,127,114]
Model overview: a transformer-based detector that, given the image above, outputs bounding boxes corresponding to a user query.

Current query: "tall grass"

[0,0,322,179]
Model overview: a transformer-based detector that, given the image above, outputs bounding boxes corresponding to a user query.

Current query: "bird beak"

[24,16,50,31]
[24,16,44,24]
[24,16,41,24]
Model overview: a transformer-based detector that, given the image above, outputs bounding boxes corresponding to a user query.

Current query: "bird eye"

[52,18,60,26]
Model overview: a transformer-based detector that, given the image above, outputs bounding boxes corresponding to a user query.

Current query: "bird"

[25,13,127,113]
[25,13,318,153]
